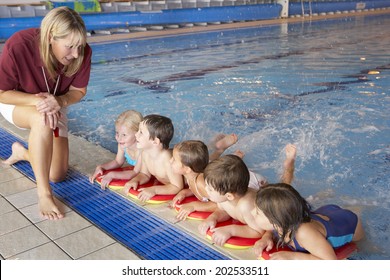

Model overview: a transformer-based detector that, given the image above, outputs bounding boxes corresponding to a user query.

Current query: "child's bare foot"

[281,144,296,184]
[285,144,297,161]
[2,142,27,165]
[233,149,245,159]
[39,195,64,220]
[214,133,238,153]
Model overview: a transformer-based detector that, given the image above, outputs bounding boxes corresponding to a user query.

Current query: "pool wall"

[1,1,390,40]
[0,4,281,40]
[289,0,390,16]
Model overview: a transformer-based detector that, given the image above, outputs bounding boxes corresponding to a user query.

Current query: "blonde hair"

[116,110,143,133]
[40,6,87,79]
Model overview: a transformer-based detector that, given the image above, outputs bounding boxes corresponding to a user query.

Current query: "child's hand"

[210,227,232,246]
[138,187,156,202]
[198,219,217,236]
[89,166,104,183]
[175,204,195,221]
[171,192,186,208]
[124,180,139,191]
[254,236,274,258]
[100,173,114,190]
[268,251,295,260]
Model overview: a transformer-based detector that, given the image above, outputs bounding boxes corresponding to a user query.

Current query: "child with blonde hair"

[89,110,143,189]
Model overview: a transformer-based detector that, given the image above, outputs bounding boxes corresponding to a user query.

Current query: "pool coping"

[86,9,390,44]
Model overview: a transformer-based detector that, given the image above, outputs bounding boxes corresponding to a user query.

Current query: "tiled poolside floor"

[0,116,141,260]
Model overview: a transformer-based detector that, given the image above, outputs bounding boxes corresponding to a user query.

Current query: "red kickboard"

[128,181,176,203]
[261,241,358,260]
[95,166,134,188]
[96,166,175,203]
[174,195,212,220]
[206,219,261,249]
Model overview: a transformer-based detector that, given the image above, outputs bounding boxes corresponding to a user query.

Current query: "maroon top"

[0,28,92,96]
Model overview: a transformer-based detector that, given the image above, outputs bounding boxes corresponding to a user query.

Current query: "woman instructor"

[0,7,92,220]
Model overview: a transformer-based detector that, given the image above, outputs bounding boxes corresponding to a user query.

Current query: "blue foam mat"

[0,127,229,260]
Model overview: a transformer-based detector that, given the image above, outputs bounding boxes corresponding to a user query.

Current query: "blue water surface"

[69,14,390,260]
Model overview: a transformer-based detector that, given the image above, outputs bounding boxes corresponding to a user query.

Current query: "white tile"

[55,226,116,259]
[0,176,36,197]
[10,242,72,260]
[0,225,50,259]
[36,211,91,239]
[0,197,15,215]
[0,168,25,185]
[80,243,141,260]
[0,210,31,236]
[6,188,38,209]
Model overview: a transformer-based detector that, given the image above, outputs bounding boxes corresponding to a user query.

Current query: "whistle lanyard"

[41,67,60,96]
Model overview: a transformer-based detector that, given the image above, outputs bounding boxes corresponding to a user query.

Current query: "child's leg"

[353,216,365,242]
[281,144,296,184]
[209,133,239,161]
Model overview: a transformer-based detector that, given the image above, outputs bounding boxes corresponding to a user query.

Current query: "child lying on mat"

[124,114,184,202]
[89,110,143,189]
[198,144,296,247]
[253,183,365,260]
[171,137,266,221]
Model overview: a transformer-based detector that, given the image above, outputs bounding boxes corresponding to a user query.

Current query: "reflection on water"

[69,14,390,259]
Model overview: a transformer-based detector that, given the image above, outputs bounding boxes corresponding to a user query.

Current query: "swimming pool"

[69,14,390,259]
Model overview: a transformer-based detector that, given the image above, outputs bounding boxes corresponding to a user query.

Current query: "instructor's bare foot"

[39,195,64,220]
[2,142,26,166]
[214,133,238,153]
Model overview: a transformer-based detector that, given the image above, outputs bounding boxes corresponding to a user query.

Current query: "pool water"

[69,14,390,260]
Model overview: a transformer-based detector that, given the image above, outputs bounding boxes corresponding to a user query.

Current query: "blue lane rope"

[0,127,229,260]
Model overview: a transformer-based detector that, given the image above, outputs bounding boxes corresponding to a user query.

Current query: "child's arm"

[270,224,337,260]
[123,152,151,192]
[171,188,194,207]
[99,169,139,190]
[254,231,274,258]
[280,144,296,184]
[175,201,217,221]
[138,161,184,202]
[89,144,126,183]
[210,224,264,247]
[138,180,183,202]
[198,207,231,236]
[124,172,151,192]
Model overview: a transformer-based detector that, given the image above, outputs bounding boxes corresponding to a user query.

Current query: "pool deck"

[0,114,252,260]
[1,9,390,260]
[0,116,142,260]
